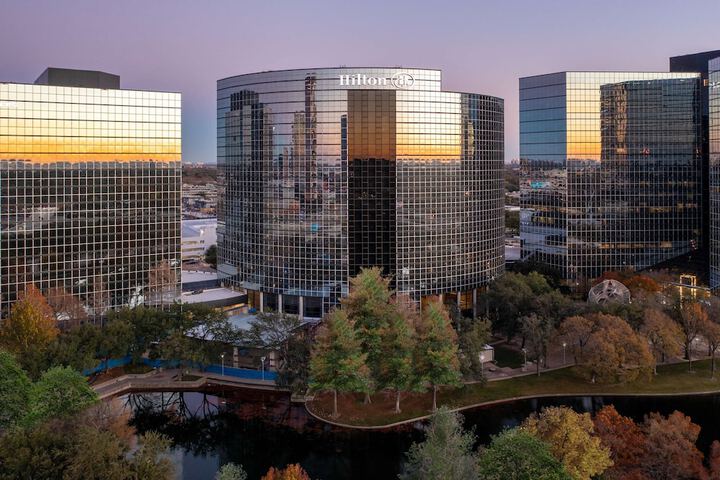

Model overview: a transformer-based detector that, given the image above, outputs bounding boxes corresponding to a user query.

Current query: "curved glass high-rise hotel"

[711,57,720,287]
[217,68,504,318]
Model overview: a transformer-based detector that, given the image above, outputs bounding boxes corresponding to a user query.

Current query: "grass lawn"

[307,359,720,427]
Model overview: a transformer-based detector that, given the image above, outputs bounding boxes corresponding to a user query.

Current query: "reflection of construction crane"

[679,274,697,300]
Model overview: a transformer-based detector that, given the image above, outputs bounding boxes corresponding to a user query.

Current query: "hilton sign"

[339,72,415,89]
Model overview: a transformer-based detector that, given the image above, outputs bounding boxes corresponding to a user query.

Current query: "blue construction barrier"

[86,356,277,382]
[205,363,277,381]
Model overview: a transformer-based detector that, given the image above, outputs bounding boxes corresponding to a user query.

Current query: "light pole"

[479,352,485,379]
[562,342,567,365]
[261,356,266,381]
[522,348,527,372]
[220,353,225,376]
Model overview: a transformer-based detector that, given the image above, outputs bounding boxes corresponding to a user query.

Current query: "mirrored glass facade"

[218,68,504,317]
[710,58,720,287]
[0,74,181,317]
[520,72,701,282]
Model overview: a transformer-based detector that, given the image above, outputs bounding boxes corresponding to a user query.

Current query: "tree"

[702,315,720,378]
[521,314,555,376]
[205,244,218,268]
[642,411,707,480]
[677,301,707,371]
[378,302,417,413]
[415,300,461,411]
[342,267,393,402]
[131,431,175,480]
[108,306,169,362]
[399,407,479,480]
[96,319,135,372]
[216,463,248,480]
[0,349,32,429]
[0,419,75,479]
[25,366,98,426]
[309,309,370,418]
[64,427,130,480]
[450,305,491,379]
[0,284,59,363]
[261,463,311,480]
[593,405,648,480]
[559,315,595,365]
[640,308,683,374]
[708,441,720,480]
[478,428,572,480]
[581,314,654,384]
[522,406,612,480]
[46,322,102,372]
[244,311,309,391]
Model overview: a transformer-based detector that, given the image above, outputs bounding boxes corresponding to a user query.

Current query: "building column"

[259,291,264,313]
[298,296,304,320]
[472,288,478,319]
[278,294,283,314]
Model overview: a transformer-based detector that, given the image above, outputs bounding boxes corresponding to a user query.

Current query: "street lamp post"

[479,352,485,379]
[261,356,266,381]
[220,353,225,376]
[522,348,527,372]
[562,342,567,365]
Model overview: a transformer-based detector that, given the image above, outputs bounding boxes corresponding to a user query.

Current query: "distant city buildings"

[217,68,504,318]
[182,218,217,260]
[0,68,181,317]
[520,71,702,282]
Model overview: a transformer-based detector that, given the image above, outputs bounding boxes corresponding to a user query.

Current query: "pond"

[124,388,720,480]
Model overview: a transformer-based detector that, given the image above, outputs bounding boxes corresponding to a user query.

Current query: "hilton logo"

[339,72,415,89]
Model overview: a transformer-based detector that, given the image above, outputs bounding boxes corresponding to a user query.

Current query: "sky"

[1,0,719,163]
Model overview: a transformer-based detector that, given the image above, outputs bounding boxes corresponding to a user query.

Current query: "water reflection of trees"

[125,390,418,480]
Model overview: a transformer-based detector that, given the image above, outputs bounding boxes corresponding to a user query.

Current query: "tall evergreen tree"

[399,407,479,480]
[415,300,461,411]
[379,303,417,413]
[309,309,370,418]
[342,267,393,402]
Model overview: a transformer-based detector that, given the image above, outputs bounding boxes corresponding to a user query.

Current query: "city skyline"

[1,0,718,164]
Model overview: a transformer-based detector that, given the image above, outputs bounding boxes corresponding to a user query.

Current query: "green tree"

[97,319,135,372]
[108,306,170,362]
[0,419,75,480]
[131,431,175,480]
[342,267,393,401]
[379,303,417,413]
[0,284,59,371]
[46,323,102,372]
[216,463,248,480]
[205,244,218,268]
[415,300,461,411]
[64,427,130,480]
[309,309,370,418]
[521,313,555,376]
[399,407,479,480]
[0,350,32,429]
[25,366,98,426]
[450,305,491,379]
[478,428,572,480]
[522,406,613,480]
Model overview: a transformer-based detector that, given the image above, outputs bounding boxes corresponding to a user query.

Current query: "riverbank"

[306,358,720,428]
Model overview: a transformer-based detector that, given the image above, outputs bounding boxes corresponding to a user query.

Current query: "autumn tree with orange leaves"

[0,285,59,364]
[261,463,311,480]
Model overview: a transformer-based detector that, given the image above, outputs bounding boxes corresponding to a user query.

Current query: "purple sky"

[2,0,719,163]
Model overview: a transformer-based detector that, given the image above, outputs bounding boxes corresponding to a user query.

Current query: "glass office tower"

[218,68,504,318]
[0,68,181,319]
[520,72,701,282]
[710,58,720,287]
